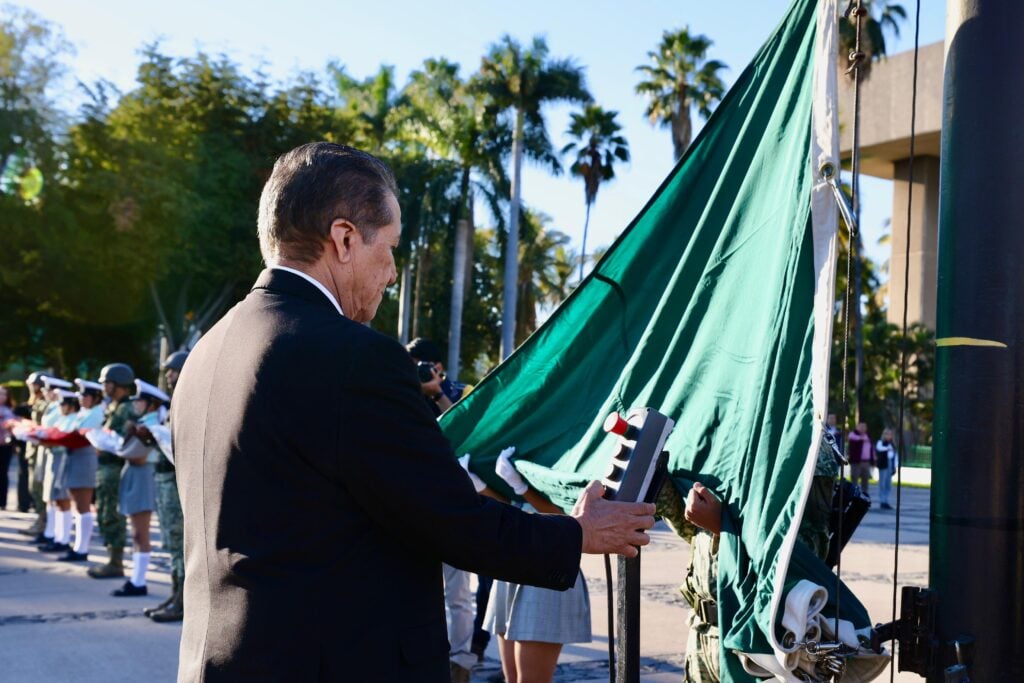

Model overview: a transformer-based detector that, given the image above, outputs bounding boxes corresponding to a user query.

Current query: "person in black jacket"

[171,142,655,683]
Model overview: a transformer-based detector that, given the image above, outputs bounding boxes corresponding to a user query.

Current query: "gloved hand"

[458,454,486,493]
[495,446,528,495]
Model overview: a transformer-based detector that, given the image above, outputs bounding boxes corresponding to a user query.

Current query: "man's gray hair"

[257,142,399,265]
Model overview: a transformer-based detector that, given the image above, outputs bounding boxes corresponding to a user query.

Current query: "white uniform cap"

[56,389,79,403]
[42,376,73,390]
[75,378,104,394]
[131,379,170,404]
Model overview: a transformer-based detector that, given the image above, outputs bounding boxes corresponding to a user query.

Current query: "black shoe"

[880,503,893,510]
[38,541,70,553]
[112,580,148,597]
[57,550,89,562]
[31,533,52,545]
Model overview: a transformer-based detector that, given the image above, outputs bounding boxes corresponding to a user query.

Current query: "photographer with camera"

[407,337,464,417]
[405,337,476,681]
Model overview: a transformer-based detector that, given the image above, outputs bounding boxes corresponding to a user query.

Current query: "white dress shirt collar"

[270,265,345,317]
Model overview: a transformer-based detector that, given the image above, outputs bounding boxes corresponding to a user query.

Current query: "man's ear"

[328,218,359,264]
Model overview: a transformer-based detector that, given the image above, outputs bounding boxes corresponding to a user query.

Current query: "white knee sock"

[131,552,150,587]
[73,512,95,554]
[43,505,56,539]
[56,510,73,544]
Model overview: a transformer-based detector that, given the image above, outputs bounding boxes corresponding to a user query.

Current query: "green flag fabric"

[440,0,873,678]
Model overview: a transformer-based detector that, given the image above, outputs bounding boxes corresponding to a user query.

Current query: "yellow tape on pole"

[935,337,1007,348]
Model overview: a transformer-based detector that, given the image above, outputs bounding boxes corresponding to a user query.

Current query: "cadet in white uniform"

[110,380,168,598]
[57,380,106,562]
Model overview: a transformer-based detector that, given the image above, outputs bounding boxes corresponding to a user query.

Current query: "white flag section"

[84,428,123,454]
[150,425,174,465]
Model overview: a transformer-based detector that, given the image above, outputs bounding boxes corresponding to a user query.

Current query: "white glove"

[495,446,528,495]
[458,454,486,493]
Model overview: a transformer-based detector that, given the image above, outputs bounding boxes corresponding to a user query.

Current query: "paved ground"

[0,478,930,683]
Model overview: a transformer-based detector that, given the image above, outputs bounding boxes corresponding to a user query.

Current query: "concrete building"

[838,41,944,329]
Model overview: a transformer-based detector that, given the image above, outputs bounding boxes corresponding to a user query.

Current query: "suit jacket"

[172,269,582,682]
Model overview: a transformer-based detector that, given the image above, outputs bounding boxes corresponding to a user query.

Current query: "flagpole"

[930,1,1024,679]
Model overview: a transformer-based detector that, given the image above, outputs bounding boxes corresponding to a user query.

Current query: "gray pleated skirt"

[65,446,98,489]
[42,448,69,503]
[118,462,156,515]
[484,570,592,644]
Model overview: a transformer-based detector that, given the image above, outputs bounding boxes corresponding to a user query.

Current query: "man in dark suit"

[171,142,655,682]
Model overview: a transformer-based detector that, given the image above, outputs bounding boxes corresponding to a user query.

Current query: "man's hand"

[684,482,723,535]
[571,481,656,558]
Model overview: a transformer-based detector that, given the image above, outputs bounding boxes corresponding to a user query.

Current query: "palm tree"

[473,35,590,359]
[330,63,405,153]
[561,104,629,281]
[400,57,510,378]
[635,28,726,162]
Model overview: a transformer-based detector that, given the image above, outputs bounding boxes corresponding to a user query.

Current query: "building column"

[887,155,940,329]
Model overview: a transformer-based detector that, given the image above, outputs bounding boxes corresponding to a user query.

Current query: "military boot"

[144,574,177,617]
[20,510,46,537]
[149,576,183,623]
[87,545,125,579]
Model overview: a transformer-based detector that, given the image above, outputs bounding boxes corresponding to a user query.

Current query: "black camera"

[417,362,438,383]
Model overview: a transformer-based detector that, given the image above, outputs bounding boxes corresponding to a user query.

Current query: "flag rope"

[890,0,922,680]
[835,0,867,646]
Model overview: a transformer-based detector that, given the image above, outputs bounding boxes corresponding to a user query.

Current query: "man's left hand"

[572,481,656,557]
[684,482,723,535]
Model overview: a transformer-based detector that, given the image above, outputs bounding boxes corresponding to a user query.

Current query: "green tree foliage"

[1,37,356,378]
[0,17,582,384]
[635,27,726,161]
[0,4,71,181]
[830,223,934,447]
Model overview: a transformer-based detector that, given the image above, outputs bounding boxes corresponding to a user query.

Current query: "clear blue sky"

[29,0,944,276]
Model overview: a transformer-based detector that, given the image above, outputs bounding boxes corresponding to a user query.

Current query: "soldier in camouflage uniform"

[657,428,841,682]
[87,363,137,579]
[143,350,187,623]
[18,373,50,537]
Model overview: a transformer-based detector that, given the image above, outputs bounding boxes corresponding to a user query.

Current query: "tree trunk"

[447,218,470,380]
[579,200,592,282]
[412,240,431,339]
[446,168,474,378]
[671,99,693,162]
[501,108,526,360]
[157,336,170,392]
[398,258,413,344]
[515,274,539,346]
[463,196,475,306]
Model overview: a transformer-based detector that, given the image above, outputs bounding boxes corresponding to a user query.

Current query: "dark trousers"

[15,442,31,512]
[0,443,14,510]
[472,574,493,654]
